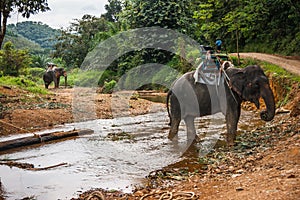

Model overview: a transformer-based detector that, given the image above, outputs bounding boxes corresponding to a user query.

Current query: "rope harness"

[215,56,240,105]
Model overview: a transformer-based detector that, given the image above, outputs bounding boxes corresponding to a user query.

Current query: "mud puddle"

[0,110,263,199]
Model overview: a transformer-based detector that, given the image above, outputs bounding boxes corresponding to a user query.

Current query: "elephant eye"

[247,81,259,89]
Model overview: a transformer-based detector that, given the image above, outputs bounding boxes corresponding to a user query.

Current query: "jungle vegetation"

[0,0,299,92]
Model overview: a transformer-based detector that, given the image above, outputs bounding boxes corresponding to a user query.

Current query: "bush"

[98,70,118,86]
[103,80,117,94]
[67,69,103,87]
[28,67,45,77]
[0,41,32,76]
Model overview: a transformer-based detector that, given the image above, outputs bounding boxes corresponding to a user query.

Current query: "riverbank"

[0,87,165,136]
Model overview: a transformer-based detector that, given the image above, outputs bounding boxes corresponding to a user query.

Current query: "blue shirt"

[216,39,222,46]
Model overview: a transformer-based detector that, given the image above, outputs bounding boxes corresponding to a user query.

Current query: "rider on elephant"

[43,63,67,89]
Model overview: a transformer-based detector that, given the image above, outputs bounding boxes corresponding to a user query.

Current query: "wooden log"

[0,137,41,151]
[41,129,93,142]
[0,129,94,152]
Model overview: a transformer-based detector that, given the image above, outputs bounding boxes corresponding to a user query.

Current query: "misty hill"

[7,21,60,50]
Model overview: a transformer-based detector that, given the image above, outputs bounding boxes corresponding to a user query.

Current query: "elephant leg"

[184,116,197,142]
[168,117,180,140]
[225,105,241,146]
[53,77,58,88]
[168,94,181,140]
[57,76,60,88]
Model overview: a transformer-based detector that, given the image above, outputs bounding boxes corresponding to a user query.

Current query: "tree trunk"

[236,29,240,65]
[0,11,9,48]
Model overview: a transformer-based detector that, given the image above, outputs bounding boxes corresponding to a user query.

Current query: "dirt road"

[231,53,300,76]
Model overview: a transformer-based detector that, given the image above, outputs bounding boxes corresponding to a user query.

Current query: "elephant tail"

[166,90,172,126]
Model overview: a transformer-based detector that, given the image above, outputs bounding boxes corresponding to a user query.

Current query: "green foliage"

[53,15,119,68]
[66,68,103,87]
[120,0,197,35]
[32,0,300,92]
[28,67,45,77]
[103,80,117,94]
[193,0,300,55]
[0,0,50,48]
[30,54,51,68]
[4,33,43,54]
[0,76,48,94]
[262,63,300,83]
[0,41,32,76]
[152,65,179,88]
[98,70,118,87]
[7,22,60,50]
[51,57,67,69]
[102,0,123,22]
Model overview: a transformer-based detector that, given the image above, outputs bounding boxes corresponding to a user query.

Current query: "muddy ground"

[0,87,165,136]
[0,53,300,199]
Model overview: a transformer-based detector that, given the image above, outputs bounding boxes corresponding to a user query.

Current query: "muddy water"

[0,110,264,200]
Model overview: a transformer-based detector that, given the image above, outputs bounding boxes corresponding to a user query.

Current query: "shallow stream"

[0,110,263,199]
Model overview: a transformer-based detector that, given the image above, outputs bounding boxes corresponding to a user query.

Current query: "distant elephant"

[166,63,275,145]
[43,67,67,89]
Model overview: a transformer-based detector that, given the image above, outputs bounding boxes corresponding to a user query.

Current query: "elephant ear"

[227,69,245,97]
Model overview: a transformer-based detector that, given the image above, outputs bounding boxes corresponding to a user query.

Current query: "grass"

[235,57,300,82]
[262,62,300,82]
[0,76,48,94]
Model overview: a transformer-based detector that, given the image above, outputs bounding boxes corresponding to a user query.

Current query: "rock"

[228,166,235,171]
[276,107,290,114]
[232,174,242,178]
[236,187,244,191]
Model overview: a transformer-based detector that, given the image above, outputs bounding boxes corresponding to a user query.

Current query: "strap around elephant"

[221,67,239,104]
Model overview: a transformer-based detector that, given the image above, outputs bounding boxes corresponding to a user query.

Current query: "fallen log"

[0,129,94,152]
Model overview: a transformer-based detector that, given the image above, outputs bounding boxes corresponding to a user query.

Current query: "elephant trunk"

[260,83,275,121]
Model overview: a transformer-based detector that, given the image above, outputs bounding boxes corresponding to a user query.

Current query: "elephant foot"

[187,134,201,143]
[168,131,178,140]
[226,133,236,146]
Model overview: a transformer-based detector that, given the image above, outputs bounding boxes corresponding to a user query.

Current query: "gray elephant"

[166,63,275,145]
[43,67,67,89]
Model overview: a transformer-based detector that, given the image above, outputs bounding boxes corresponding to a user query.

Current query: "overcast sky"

[8,0,109,29]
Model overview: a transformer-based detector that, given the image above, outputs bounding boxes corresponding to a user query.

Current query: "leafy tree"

[0,41,32,76]
[120,0,196,35]
[31,54,51,69]
[4,29,43,53]
[117,0,199,75]
[0,0,50,48]
[102,0,123,22]
[193,0,226,44]
[252,0,300,54]
[9,21,60,49]
[193,0,300,56]
[53,15,118,68]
